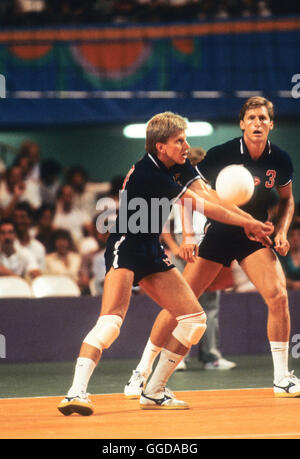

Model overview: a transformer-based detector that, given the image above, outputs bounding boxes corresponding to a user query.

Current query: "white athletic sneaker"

[204,358,236,370]
[273,371,300,398]
[124,370,146,399]
[140,389,189,410]
[57,393,94,416]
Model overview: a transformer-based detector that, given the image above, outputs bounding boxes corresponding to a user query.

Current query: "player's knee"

[83,314,123,351]
[267,287,288,311]
[172,311,207,348]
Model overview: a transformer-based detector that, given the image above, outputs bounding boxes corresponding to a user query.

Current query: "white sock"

[136,339,162,379]
[270,341,289,383]
[144,348,184,395]
[67,357,96,397]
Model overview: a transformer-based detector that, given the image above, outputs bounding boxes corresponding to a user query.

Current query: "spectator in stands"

[0,165,24,218]
[65,166,96,218]
[53,184,92,246]
[12,152,31,181]
[4,0,47,26]
[31,203,56,254]
[0,218,41,279]
[18,140,41,184]
[9,143,42,210]
[39,159,62,206]
[0,164,41,217]
[278,221,300,290]
[13,201,46,271]
[45,228,82,284]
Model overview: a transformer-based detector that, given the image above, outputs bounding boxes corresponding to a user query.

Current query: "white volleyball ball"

[215,164,254,206]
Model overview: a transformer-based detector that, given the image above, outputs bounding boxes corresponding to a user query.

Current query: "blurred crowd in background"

[0,0,299,27]
[0,139,300,298]
[0,140,124,296]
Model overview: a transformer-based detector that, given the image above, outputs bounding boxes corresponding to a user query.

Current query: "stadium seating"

[0,276,33,298]
[31,274,81,298]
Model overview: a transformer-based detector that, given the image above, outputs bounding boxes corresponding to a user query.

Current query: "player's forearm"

[203,199,251,228]
[181,188,250,229]
[188,180,254,220]
[276,195,295,236]
[208,189,254,220]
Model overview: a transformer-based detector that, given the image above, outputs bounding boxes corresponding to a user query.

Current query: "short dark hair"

[65,166,88,182]
[239,96,274,121]
[0,218,16,230]
[14,201,34,220]
[35,204,56,221]
[51,229,76,251]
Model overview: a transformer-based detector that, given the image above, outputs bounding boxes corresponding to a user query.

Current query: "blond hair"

[146,112,188,156]
[239,96,274,121]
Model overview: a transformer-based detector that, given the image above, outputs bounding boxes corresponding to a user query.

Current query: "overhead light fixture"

[123,121,213,139]
[123,124,147,139]
[186,121,213,137]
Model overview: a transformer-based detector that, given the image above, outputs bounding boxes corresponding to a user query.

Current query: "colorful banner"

[0,17,300,124]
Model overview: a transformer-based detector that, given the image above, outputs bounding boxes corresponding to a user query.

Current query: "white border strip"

[5,90,296,99]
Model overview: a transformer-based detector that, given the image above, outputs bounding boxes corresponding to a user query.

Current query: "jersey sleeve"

[125,164,184,202]
[151,171,186,202]
[175,159,201,188]
[276,150,294,187]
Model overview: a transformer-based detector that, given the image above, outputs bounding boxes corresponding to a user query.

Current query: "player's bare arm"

[180,188,274,247]
[175,198,199,263]
[189,178,257,221]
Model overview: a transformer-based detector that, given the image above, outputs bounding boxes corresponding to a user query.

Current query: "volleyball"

[215,164,254,206]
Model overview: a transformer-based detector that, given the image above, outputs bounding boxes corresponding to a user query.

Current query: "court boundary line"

[0,386,272,401]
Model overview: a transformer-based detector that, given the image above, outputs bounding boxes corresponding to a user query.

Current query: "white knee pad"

[83,314,123,351]
[172,311,207,348]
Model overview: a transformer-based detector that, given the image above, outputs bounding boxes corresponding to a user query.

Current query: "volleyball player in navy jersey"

[58,111,273,416]
[125,97,300,400]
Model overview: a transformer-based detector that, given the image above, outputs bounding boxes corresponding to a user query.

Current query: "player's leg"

[142,257,222,351]
[124,309,176,399]
[240,248,300,397]
[136,268,208,409]
[124,258,223,398]
[58,268,134,415]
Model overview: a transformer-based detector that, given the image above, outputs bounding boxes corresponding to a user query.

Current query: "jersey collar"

[240,137,271,157]
[147,152,173,174]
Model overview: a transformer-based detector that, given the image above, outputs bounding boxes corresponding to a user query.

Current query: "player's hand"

[244,220,274,247]
[274,232,290,256]
[179,236,199,263]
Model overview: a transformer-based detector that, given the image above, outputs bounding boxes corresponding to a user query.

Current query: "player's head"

[146,112,188,156]
[239,97,274,143]
[239,96,274,122]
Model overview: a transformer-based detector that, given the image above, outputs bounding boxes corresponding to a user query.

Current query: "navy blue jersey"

[195,137,293,223]
[110,153,200,238]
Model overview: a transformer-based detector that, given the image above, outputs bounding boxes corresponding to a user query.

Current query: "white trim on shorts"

[112,235,126,269]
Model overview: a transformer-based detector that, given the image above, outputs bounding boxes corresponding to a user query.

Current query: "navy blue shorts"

[198,224,265,267]
[105,234,175,286]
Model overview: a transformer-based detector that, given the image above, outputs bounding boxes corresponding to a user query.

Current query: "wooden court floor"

[1,388,300,439]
